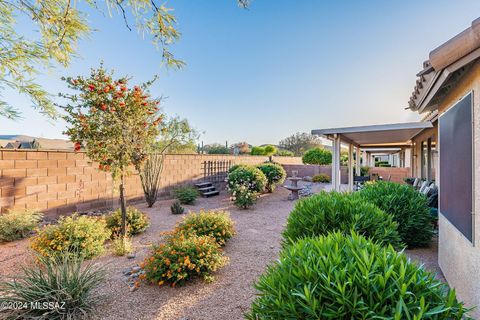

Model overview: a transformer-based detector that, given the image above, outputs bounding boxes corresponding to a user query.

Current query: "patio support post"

[355,146,361,176]
[332,135,341,191]
[348,144,354,192]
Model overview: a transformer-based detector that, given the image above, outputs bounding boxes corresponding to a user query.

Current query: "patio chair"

[412,178,421,189]
[353,175,370,191]
[419,181,430,193]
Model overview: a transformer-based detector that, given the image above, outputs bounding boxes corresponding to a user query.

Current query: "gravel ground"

[0,185,444,320]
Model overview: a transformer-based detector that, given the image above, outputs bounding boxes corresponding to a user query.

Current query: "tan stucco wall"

[435,61,480,317]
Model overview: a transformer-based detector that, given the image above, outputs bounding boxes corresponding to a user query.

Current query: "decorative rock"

[127,252,136,259]
[303,176,313,182]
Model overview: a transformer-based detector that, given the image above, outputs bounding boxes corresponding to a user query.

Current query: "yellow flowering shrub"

[173,210,235,246]
[31,214,111,259]
[141,233,228,287]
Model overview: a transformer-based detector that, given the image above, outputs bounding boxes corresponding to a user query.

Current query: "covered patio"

[311,121,433,191]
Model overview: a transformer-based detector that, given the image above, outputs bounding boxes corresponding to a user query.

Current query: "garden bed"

[0,187,444,319]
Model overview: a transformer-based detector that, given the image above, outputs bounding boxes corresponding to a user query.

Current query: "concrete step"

[198,186,216,192]
[195,182,212,188]
[202,190,220,197]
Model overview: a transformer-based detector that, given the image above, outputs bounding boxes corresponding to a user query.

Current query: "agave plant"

[0,255,105,320]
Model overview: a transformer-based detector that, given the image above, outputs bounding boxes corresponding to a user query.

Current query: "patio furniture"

[353,175,370,191]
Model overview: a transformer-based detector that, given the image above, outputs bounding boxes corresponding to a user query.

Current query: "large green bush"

[250,146,266,155]
[0,255,105,320]
[256,163,286,192]
[358,181,433,248]
[312,173,330,183]
[105,206,150,236]
[247,232,470,320]
[282,192,402,248]
[0,209,43,242]
[302,147,332,165]
[227,165,267,193]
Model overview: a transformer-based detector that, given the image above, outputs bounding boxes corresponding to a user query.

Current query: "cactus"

[170,201,185,215]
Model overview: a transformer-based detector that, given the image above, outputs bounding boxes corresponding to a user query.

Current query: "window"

[439,92,473,242]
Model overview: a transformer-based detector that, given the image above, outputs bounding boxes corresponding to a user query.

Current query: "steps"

[195,182,220,197]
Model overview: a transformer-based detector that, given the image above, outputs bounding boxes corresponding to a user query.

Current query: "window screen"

[439,92,473,242]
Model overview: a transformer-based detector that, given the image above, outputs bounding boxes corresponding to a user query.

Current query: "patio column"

[355,146,361,176]
[332,135,341,191]
[348,144,354,192]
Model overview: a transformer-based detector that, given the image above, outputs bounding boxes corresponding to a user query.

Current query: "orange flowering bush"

[31,214,111,259]
[60,66,162,237]
[173,210,235,246]
[141,233,228,286]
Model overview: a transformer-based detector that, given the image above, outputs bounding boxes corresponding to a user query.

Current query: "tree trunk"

[119,172,128,237]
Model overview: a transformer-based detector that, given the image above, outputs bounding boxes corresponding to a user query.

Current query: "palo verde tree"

[0,0,249,120]
[61,66,162,237]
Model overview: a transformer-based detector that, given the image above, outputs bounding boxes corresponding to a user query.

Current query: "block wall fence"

[0,150,302,216]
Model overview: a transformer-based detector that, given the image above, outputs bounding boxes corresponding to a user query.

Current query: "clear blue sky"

[1,1,480,146]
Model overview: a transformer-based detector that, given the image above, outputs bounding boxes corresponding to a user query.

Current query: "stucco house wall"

[435,61,480,316]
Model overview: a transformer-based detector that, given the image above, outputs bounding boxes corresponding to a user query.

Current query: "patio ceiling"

[311,121,433,147]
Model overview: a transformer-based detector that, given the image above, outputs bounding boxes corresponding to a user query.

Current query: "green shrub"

[0,209,43,242]
[256,163,286,192]
[230,185,258,209]
[228,164,247,174]
[112,235,133,256]
[105,206,150,236]
[173,210,235,246]
[0,255,105,320]
[171,201,185,214]
[31,214,111,259]
[354,165,370,176]
[247,232,470,320]
[302,147,332,165]
[227,166,267,193]
[142,233,228,287]
[359,181,433,248]
[282,192,402,248]
[250,146,266,155]
[263,145,277,156]
[174,185,199,205]
[312,173,330,183]
[275,149,294,157]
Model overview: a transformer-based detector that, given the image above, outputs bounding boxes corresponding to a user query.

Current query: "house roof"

[409,17,480,113]
[311,121,433,147]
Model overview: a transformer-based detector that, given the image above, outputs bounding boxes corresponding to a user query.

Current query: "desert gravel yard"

[0,186,444,320]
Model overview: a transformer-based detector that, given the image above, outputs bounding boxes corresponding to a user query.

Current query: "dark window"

[439,92,473,242]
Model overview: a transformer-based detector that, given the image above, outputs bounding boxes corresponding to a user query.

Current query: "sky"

[1,0,480,146]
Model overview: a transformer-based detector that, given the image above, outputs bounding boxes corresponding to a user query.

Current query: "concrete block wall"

[0,150,302,216]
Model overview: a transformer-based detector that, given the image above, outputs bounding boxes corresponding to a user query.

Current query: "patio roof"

[311,121,433,147]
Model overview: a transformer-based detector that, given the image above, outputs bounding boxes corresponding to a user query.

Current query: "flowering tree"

[61,66,162,237]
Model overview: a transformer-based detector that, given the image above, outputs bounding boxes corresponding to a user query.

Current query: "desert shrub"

[0,209,43,242]
[228,164,247,174]
[302,147,332,165]
[247,232,469,320]
[251,146,266,155]
[31,214,111,259]
[227,166,267,194]
[256,163,286,192]
[0,255,105,320]
[263,145,277,156]
[173,210,235,246]
[312,173,330,183]
[230,185,258,209]
[112,235,133,256]
[275,149,294,157]
[174,185,199,205]
[171,201,185,214]
[141,233,228,287]
[282,192,402,248]
[105,207,150,236]
[140,153,164,207]
[358,181,433,248]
